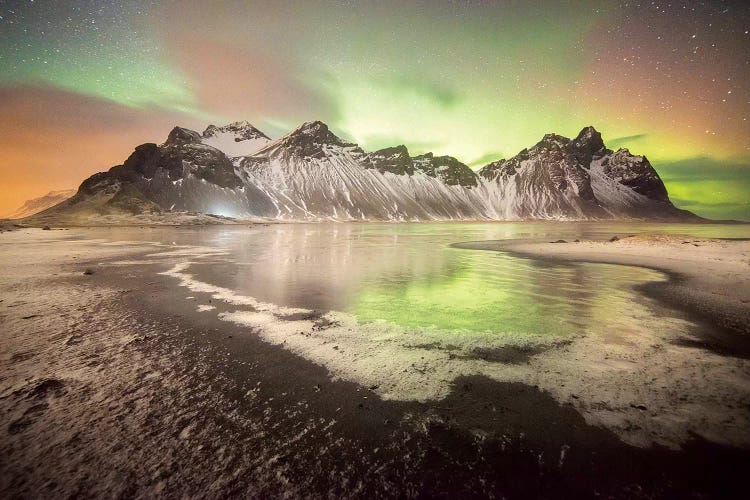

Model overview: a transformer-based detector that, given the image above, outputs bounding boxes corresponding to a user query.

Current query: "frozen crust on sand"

[455,234,750,336]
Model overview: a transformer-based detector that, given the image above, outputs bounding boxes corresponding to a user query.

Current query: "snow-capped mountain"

[475,126,684,219]
[5,189,76,219]
[237,121,485,220]
[33,120,695,222]
[201,120,271,158]
[56,125,276,218]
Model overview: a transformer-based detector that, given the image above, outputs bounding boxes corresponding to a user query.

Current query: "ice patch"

[160,262,309,316]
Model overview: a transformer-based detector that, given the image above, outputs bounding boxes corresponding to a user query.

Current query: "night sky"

[1,0,748,219]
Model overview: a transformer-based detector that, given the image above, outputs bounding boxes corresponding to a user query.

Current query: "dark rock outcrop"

[412,153,478,188]
[364,145,415,175]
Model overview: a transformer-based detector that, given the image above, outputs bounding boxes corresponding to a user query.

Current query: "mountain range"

[29,120,695,222]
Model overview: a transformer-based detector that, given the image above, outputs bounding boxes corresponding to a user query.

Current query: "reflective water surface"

[144,221,747,338]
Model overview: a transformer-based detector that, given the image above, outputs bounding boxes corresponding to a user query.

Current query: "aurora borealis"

[0,0,748,219]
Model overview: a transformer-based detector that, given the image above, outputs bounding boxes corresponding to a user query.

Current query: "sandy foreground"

[1,228,749,498]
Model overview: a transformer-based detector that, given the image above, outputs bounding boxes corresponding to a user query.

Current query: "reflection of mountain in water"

[182,224,667,340]
[194,224,458,311]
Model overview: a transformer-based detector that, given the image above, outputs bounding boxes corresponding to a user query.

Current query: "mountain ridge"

[26,121,698,223]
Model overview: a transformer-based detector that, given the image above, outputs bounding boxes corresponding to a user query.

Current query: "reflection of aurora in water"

[185,221,750,319]
[184,222,679,342]
[351,247,666,337]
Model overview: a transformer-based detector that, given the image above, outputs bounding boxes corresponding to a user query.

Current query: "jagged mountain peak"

[364,145,414,175]
[202,121,270,141]
[375,144,411,156]
[367,144,412,162]
[414,152,434,159]
[165,126,203,146]
[532,127,605,153]
[478,158,511,180]
[535,133,571,151]
[575,125,601,141]
[298,120,326,130]
[200,120,271,158]
[570,126,606,164]
[260,120,356,158]
[514,127,608,168]
[226,119,253,129]
[412,152,467,164]
[413,153,478,187]
[286,121,350,145]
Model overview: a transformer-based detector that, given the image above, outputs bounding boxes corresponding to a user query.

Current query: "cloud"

[655,156,750,182]
[651,156,750,220]
[607,133,648,149]
[163,35,338,126]
[467,151,505,168]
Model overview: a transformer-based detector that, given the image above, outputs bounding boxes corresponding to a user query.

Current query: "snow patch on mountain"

[201,121,271,158]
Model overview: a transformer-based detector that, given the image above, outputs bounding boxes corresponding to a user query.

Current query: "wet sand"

[1,228,749,498]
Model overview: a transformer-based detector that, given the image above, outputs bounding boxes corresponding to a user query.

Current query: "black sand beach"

[2,226,750,498]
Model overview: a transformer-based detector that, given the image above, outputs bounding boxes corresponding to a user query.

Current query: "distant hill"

[6,190,76,219]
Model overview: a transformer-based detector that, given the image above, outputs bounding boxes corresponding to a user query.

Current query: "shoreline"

[3,216,750,230]
[453,235,750,342]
